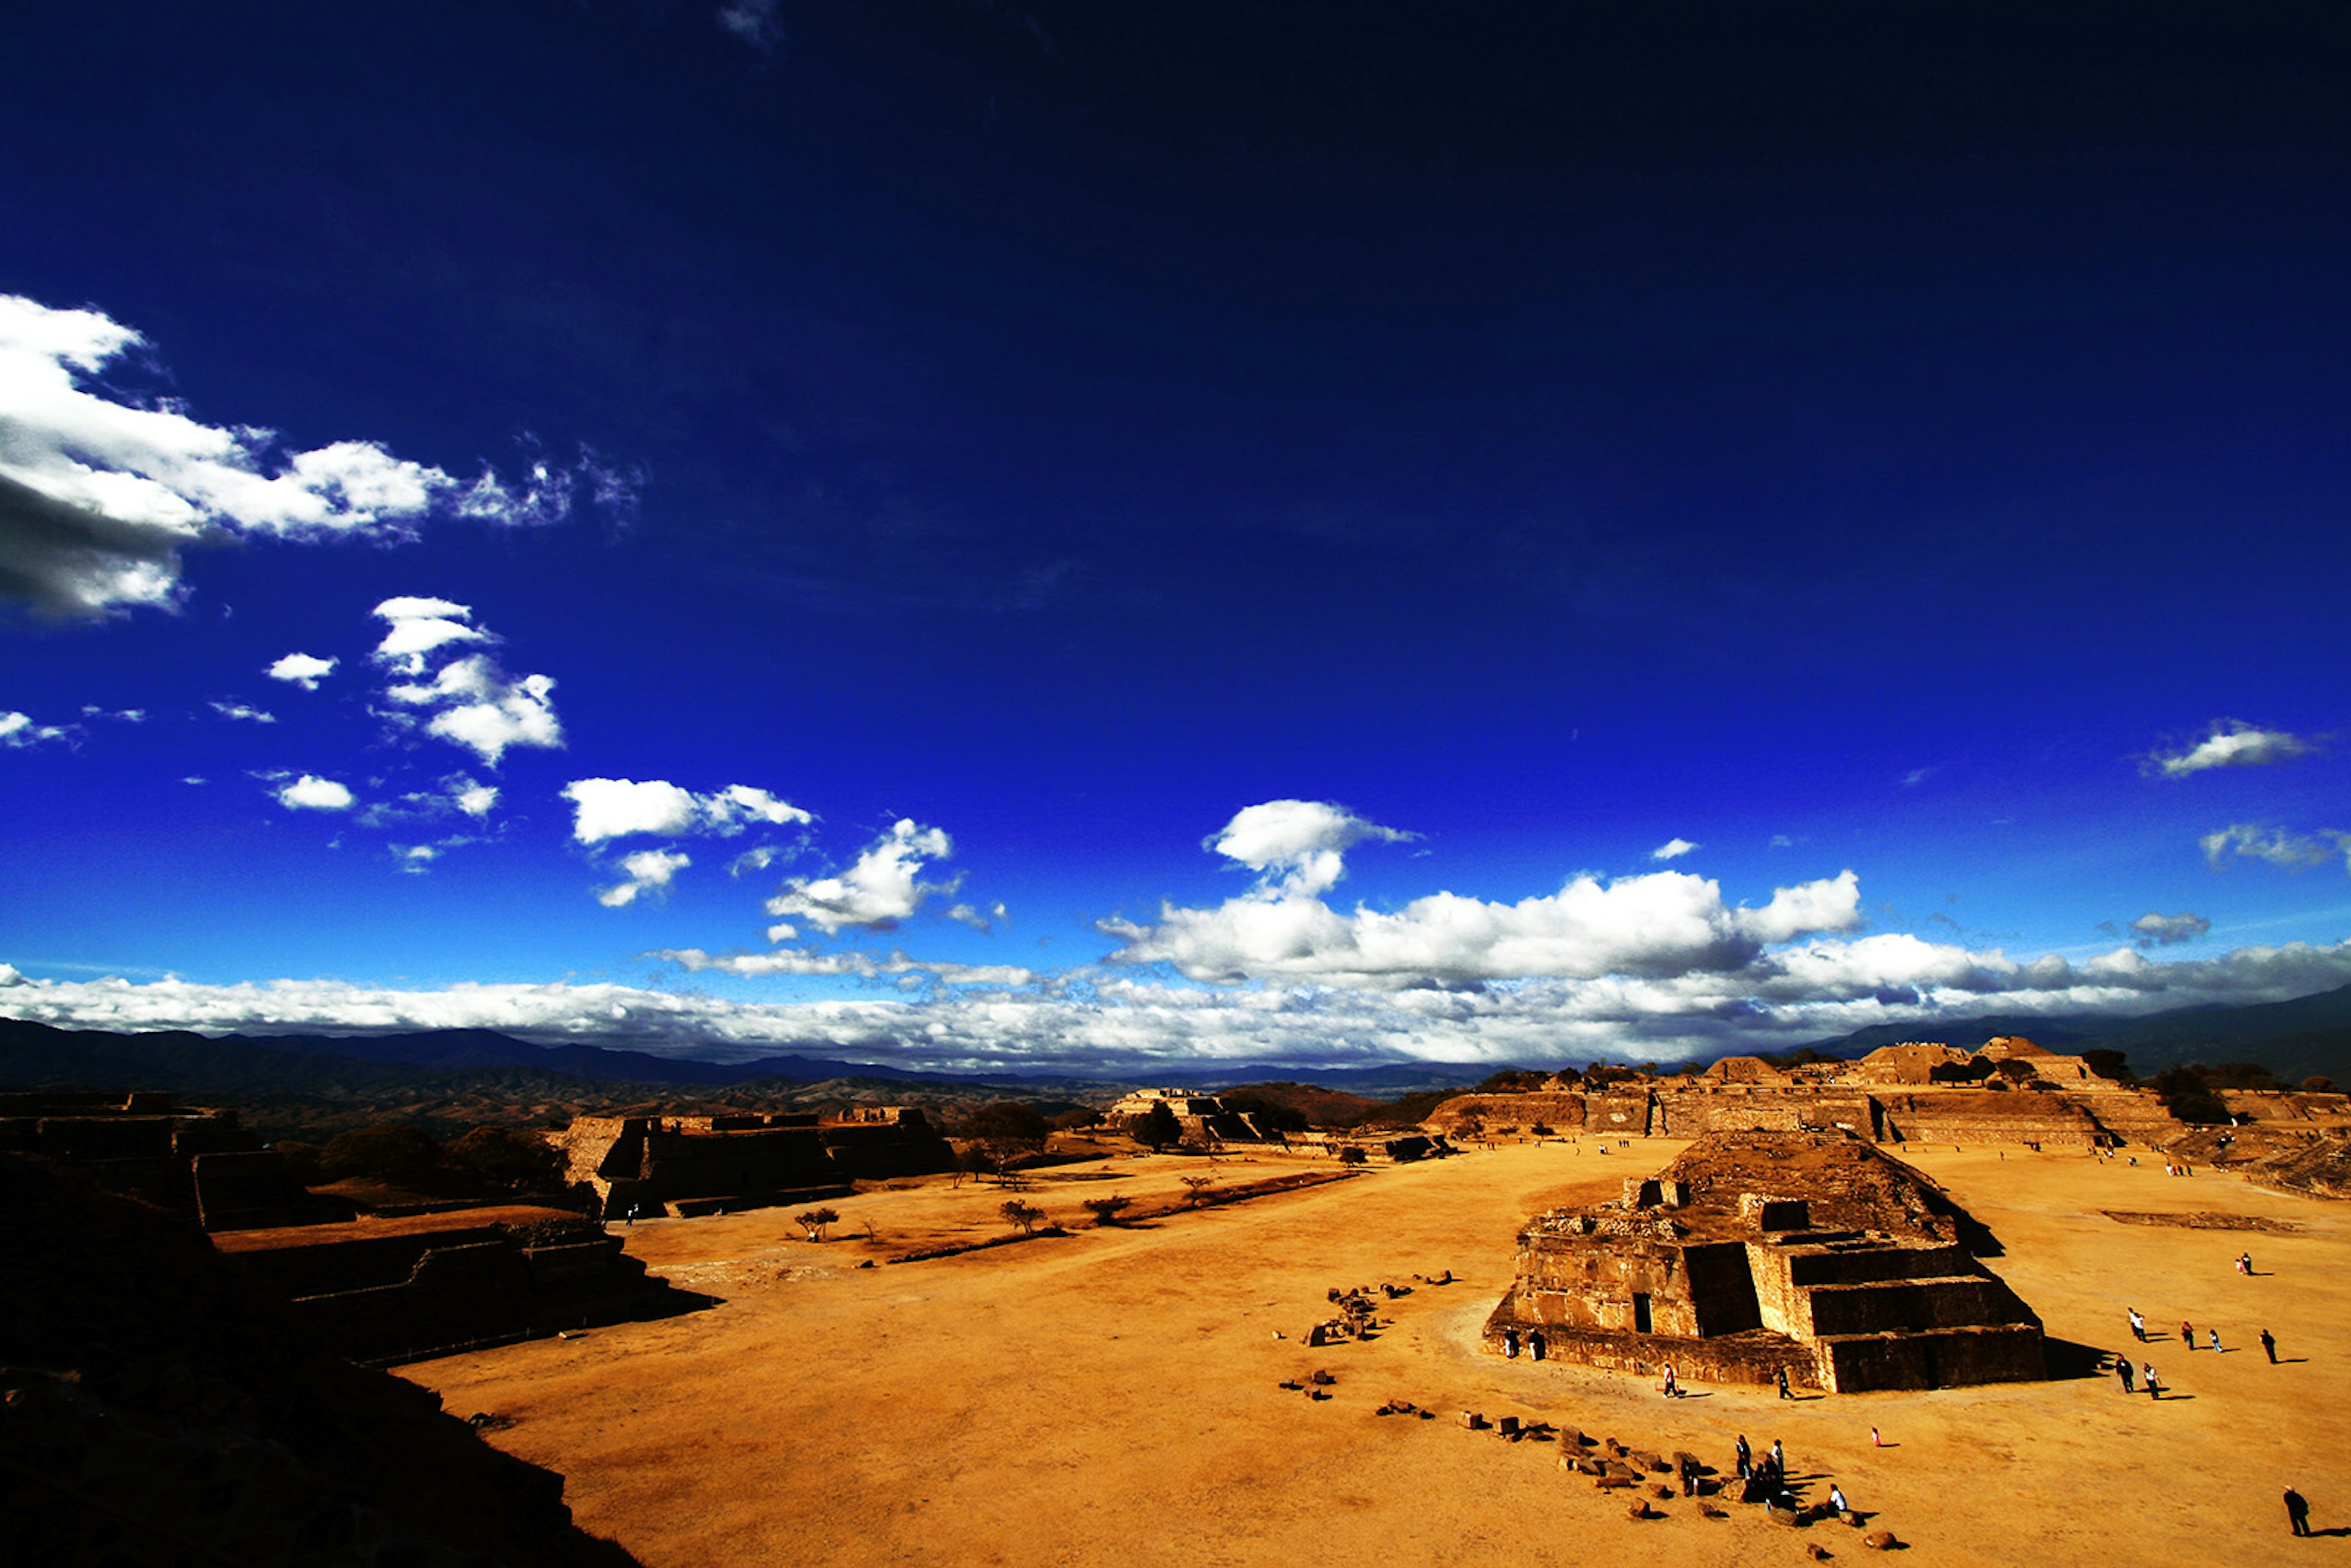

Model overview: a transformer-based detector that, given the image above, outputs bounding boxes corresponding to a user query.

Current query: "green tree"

[444,1126,562,1191]
[2151,1066,2230,1124]
[1000,1199,1046,1235]
[1129,1101,1182,1150]
[796,1206,841,1241]
[319,1123,441,1185]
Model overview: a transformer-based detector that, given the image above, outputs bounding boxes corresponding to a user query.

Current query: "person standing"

[1771,1438,1785,1474]
[2144,1364,2161,1400]
[1503,1327,1520,1359]
[2239,1251,2254,1275]
[1736,1434,1752,1479]
[2116,1359,2134,1394]
[1777,1365,1793,1399]
[2180,1319,2195,1349]
[1662,1362,1678,1398]
[2284,1486,2312,1537]
[2210,1328,2221,1352]
[2260,1328,2278,1364]
[2128,1307,2145,1341]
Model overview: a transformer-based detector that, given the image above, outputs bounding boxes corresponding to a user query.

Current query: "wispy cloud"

[598,848,691,908]
[209,700,276,724]
[0,710,75,748]
[372,598,561,766]
[0,293,639,618]
[2148,719,2317,778]
[2128,910,2211,947]
[2201,822,2350,873]
[1651,837,1701,861]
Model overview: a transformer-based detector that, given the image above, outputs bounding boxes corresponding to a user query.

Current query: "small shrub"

[796,1206,841,1241]
[1081,1195,1132,1227]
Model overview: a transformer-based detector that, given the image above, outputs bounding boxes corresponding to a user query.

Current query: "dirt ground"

[407,1140,2351,1566]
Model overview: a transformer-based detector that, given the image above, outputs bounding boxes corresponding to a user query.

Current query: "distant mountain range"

[1794,983,2351,1085]
[2,980,2344,1119]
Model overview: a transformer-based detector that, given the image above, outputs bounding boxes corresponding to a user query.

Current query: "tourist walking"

[2115,1359,2134,1394]
[2128,1308,2145,1341]
[2260,1329,2278,1364]
[2143,1364,2161,1399]
[1662,1362,1678,1398]
[1776,1365,1793,1399]
[2180,1319,2194,1348]
[2285,1486,2312,1537]
[2238,1251,2253,1275]
[1736,1434,1752,1479]
[2210,1328,2221,1352]
[1503,1327,1520,1359]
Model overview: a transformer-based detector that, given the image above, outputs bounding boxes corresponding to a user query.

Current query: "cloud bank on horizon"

[2,4,2345,1076]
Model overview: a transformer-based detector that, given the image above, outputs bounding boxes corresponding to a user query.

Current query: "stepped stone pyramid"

[1486,1130,2045,1393]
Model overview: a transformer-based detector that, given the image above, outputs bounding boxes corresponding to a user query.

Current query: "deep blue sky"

[3,2,2345,1071]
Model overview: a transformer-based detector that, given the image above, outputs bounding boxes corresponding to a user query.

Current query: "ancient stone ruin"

[1486,1130,2045,1393]
[552,1105,954,1219]
[1428,1036,2188,1150]
[1105,1087,1273,1144]
[0,1090,313,1231]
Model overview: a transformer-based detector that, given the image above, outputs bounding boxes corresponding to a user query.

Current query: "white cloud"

[1104,864,1863,989]
[1,710,76,748]
[209,700,276,724]
[9,934,2351,1077]
[2129,911,2211,948]
[765,819,956,936]
[598,849,691,908]
[2201,823,2350,873]
[2150,719,2317,778]
[562,778,813,844]
[0,295,639,618]
[1651,837,1701,860]
[370,598,561,766]
[277,774,354,811]
[266,651,338,690]
[451,779,499,818]
[717,0,783,51]
[1206,799,1412,897]
[80,705,144,722]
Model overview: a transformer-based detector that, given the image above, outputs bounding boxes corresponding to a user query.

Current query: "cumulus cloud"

[266,651,337,690]
[598,849,691,908]
[1651,837,1701,860]
[2149,719,2318,778]
[276,774,354,811]
[1206,799,1412,897]
[2200,823,2350,873]
[1103,866,1864,989]
[0,295,639,618]
[765,819,958,936]
[209,700,276,724]
[1,710,73,748]
[563,778,812,844]
[659,947,1037,986]
[10,934,2351,1078]
[2129,911,2211,948]
[371,598,561,766]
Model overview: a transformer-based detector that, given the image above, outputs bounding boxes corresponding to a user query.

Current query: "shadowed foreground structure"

[0,1153,637,1566]
[1484,1131,2045,1392]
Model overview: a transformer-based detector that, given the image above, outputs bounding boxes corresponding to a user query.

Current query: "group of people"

[1730,1433,1849,1518]
[2120,1300,2280,1399]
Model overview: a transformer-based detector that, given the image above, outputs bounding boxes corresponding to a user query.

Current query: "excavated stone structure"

[0,1091,307,1229]
[1106,1087,1273,1144]
[1427,1037,2188,1150]
[1486,1131,2045,1393]
[552,1106,953,1218]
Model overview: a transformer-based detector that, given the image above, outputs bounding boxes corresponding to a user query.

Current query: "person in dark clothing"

[1776,1365,1792,1399]
[2116,1359,2134,1394]
[2285,1486,2312,1537]
[1736,1435,1752,1479]
[2261,1329,2278,1364]
[1528,1330,1545,1361]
